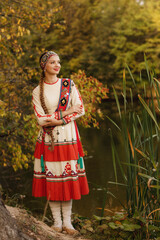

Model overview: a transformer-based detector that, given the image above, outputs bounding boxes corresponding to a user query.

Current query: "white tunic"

[32,78,89,201]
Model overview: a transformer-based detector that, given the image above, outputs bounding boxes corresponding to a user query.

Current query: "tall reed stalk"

[109,55,160,223]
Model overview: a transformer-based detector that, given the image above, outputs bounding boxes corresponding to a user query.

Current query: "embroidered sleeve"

[63,80,85,124]
[32,87,59,126]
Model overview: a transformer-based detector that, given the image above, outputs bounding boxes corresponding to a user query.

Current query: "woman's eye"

[50,61,61,64]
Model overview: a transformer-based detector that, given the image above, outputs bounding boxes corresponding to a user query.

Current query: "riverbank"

[6,204,160,240]
[6,205,89,240]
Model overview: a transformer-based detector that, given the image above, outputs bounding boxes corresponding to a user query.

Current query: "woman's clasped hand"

[43,104,82,127]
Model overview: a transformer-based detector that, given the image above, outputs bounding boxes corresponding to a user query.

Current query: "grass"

[107,55,160,239]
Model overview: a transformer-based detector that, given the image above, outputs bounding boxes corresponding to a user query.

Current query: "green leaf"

[112,214,125,221]
[108,222,124,230]
[149,185,160,189]
[106,116,121,131]
[138,94,160,130]
[109,130,118,183]
[123,68,127,113]
[122,223,141,232]
[148,225,160,232]
[126,64,136,87]
[108,181,128,187]
[112,86,121,118]
[144,53,151,83]
[138,173,158,181]
[122,162,147,172]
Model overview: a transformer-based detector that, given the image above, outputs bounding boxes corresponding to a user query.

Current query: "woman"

[32,51,89,235]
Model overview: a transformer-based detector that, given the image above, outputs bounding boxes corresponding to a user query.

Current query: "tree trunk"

[0,194,33,240]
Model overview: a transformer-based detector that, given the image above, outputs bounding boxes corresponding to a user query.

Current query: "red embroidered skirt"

[32,140,89,201]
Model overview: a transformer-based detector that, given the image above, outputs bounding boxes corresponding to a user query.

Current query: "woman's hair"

[39,52,56,151]
[39,52,47,66]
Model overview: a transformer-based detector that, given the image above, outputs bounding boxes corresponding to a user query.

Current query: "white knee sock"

[49,201,62,228]
[61,199,75,229]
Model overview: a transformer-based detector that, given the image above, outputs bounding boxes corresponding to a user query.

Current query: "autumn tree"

[44,0,160,85]
[0,0,64,170]
[0,0,108,171]
[79,0,160,84]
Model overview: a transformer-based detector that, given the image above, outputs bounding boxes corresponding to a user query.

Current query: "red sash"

[55,78,71,111]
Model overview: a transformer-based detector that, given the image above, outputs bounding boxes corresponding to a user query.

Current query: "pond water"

[1,101,127,218]
[73,101,126,217]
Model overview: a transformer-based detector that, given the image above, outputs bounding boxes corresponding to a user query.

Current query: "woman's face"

[45,55,61,75]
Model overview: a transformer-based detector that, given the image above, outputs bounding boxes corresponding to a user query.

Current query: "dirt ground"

[6,205,89,240]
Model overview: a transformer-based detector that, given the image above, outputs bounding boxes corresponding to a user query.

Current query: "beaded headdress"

[40,51,58,70]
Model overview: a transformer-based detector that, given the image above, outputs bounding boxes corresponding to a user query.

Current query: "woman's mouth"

[54,68,59,71]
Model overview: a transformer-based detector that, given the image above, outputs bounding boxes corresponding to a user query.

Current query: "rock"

[0,198,33,240]
[6,205,90,240]
[86,227,94,233]
[84,219,92,225]
[83,224,91,229]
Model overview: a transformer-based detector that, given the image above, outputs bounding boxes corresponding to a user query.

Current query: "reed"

[109,55,160,223]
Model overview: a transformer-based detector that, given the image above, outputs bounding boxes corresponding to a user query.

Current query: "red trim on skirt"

[34,141,84,162]
[32,175,89,201]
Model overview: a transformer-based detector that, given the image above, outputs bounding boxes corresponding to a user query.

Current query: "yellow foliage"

[10,8,15,13]
[71,70,109,128]
[27,29,30,35]
[7,35,11,40]
[0,0,109,172]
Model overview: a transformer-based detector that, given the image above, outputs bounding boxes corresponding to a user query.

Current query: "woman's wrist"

[57,119,64,125]
[57,119,67,125]
[57,109,71,120]
[62,109,69,117]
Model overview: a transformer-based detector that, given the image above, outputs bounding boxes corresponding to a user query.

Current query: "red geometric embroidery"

[75,163,78,172]
[45,165,48,172]
[63,83,83,123]
[65,162,72,174]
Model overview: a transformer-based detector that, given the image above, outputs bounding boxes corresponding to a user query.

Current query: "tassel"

[51,141,55,151]
[78,156,83,169]
[48,141,55,151]
[41,154,45,172]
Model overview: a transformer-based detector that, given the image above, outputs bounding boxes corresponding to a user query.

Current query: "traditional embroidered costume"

[32,77,89,201]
